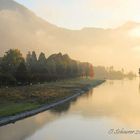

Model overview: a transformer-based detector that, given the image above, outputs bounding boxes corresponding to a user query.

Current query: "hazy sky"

[10,0,140,73]
[15,0,140,29]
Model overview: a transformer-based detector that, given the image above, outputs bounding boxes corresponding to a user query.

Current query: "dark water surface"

[1,79,140,140]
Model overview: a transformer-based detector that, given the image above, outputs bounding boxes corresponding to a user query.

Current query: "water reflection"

[51,101,76,114]
[0,90,93,140]
[0,112,58,140]
[51,90,93,114]
[1,79,140,140]
[108,80,114,85]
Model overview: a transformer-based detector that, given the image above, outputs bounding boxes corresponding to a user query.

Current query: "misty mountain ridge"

[0,0,140,71]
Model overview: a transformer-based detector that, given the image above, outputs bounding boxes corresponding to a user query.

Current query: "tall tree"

[38,52,47,73]
[32,51,38,64]
[26,51,38,73]
[1,49,24,74]
[38,52,47,65]
[26,51,32,68]
[15,61,28,84]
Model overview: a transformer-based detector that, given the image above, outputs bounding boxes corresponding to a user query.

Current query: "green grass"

[0,78,105,117]
[0,102,40,117]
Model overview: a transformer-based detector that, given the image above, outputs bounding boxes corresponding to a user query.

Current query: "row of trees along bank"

[0,49,94,86]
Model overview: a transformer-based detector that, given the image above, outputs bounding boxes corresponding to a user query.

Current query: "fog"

[0,0,140,72]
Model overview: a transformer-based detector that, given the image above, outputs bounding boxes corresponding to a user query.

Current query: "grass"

[0,78,105,117]
[0,103,40,117]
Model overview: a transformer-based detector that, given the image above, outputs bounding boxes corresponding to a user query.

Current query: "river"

[1,79,140,140]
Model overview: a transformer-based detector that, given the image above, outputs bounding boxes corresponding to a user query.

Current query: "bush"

[0,73,17,86]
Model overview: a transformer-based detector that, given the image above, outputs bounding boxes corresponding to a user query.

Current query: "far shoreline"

[0,79,105,127]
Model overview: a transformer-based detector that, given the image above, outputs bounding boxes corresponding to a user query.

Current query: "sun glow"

[130,26,140,38]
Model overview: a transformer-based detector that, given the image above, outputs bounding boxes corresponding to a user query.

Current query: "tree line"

[0,49,94,86]
[94,66,136,80]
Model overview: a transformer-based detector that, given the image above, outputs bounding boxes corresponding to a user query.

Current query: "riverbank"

[0,78,105,126]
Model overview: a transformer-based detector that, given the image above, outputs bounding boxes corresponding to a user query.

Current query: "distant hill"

[0,0,140,71]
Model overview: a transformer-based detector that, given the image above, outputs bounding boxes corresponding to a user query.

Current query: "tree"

[38,52,47,73]
[89,64,94,78]
[15,61,28,84]
[32,51,38,64]
[0,73,16,86]
[26,51,38,73]
[26,51,32,68]
[0,49,95,85]
[1,49,24,74]
[38,52,47,65]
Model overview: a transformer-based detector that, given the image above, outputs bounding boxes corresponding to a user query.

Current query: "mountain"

[0,0,62,55]
[0,0,140,71]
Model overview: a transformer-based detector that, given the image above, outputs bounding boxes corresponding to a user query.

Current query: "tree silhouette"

[1,49,24,74]
[15,61,28,84]
[0,49,95,86]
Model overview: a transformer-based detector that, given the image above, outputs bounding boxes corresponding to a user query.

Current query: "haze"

[15,0,140,30]
[0,0,140,72]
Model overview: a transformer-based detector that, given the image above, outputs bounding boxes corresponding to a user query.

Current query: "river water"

[1,79,140,140]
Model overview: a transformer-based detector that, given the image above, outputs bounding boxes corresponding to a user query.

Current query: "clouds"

[15,0,140,29]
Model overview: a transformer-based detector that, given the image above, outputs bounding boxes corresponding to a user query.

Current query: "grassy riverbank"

[0,78,105,118]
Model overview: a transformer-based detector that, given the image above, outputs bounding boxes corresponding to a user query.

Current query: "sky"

[15,0,140,29]
[10,0,140,73]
